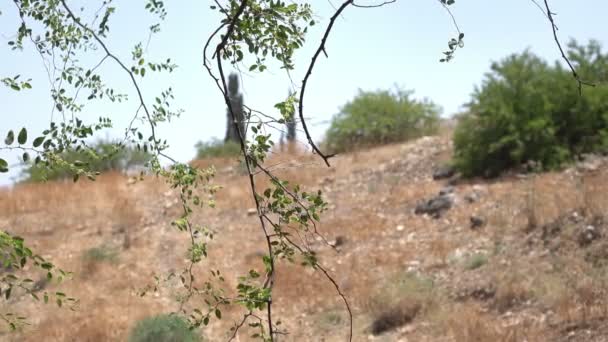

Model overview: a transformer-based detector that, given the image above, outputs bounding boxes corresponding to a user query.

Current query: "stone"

[470,216,486,229]
[415,194,454,218]
[330,236,346,248]
[578,225,600,247]
[464,192,480,204]
[247,208,258,216]
[432,164,456,180]
[439,186,455,196]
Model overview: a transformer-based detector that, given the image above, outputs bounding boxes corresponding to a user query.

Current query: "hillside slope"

[2,134,608,341]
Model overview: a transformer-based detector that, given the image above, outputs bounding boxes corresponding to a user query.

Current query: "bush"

[22,139,152,182]
[323,88,440,154]
[128,314,201,342]
[194,138,241,159]
[453,40,608,177]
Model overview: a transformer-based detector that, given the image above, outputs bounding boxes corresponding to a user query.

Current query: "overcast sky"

[1,0,607,186]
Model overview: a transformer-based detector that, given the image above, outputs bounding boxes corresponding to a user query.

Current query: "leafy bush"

[82,245,118,264]
[194,138,241,159]
[323,88,440,154]
[22,139,152,182]
[454,40,608,177]
[128,314,201,342]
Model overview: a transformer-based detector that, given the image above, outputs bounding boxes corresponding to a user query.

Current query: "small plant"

[81,244,118,276]
[194,139,242,159]
[365,272,435,335]
[464,253,488,270]
[128,314,201,342]
[82,245,118,264]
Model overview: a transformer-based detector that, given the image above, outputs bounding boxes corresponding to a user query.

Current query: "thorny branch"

[59,0,177,164]
[299,0,356,167]
[541,0,594,94]
[352,0,396,8]
[204,1,357,340]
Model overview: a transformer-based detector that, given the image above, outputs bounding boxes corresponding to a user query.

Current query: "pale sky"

[1,0,607,185]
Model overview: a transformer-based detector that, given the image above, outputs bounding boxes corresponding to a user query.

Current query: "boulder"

[432,165,456,180]
[470,216,486,229]
[415,194,454,218]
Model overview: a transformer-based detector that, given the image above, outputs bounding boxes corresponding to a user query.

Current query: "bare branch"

[59,0,178,164]
[299,0,355,167]
[541,0,594,94]
[352,0,396,8]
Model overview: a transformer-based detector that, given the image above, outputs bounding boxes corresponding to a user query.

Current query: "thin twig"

[299,0,355,167]
[352,0,396,8]
[60,0,177,164]
[541,0,594,94]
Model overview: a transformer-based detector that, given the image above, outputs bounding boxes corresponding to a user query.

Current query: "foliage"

[324,88,441,154]
[1,231,77,330]
[128,314,201,342]
[453,40,608,177]
[194,139,242,159]
[82,245,119,264]
[0,0,576,340]
[20,139,152,182]
[464,253,488,270]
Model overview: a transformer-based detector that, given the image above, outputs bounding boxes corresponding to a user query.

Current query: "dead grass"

[3,135,608,341]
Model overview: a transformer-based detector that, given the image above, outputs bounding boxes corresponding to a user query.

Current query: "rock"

[464,192,480,204]
[247,208,258,216]
[432,164,455,180]
[319,176,335,186]
[415,194,454,218]
[577,154,603,172]
[439,186,455,196]
[470,216,486,229]
[578,225,601,247]
[330,236,346,248]
[396,225,405,231]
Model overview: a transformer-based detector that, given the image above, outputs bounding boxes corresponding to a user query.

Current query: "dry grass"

[2,135,608,341]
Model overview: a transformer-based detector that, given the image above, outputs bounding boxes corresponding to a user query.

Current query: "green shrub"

[323,88,440,154]
[82,245,118,264]
[21,139,152,182]
[194,138,241,159]
[464,253,488,270]
[128,314,201,342]
[454,40,608,177]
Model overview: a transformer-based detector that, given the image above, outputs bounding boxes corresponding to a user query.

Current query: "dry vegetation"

[2,134,608,341]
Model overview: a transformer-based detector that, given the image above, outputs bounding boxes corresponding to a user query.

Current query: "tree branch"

[299,0,355,167]
[541,0,594,94]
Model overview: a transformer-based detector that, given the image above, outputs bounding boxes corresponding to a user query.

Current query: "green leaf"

[5,130,14,145]
[22,152,30,162]
[215,308,222,319]
[17,127,27,144]
[0,158,7,173]
[33,136,45,147]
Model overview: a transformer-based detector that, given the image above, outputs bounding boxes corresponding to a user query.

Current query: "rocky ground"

[1,134,608,341]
